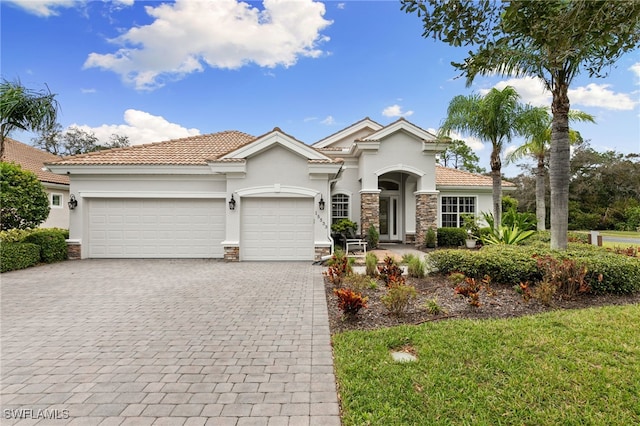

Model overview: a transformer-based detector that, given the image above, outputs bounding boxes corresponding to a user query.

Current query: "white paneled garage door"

[241,198,314,261]
[88,198,225,258]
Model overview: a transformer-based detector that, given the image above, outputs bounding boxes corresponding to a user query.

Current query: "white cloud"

[303,116,317,122]
[6,0,75,17]
[484,76,637,111]
[569,83,637,110]
[80,88,96,94]
[337,3,346,9]
[321,115,335,125]
[630,62,640,84]
[382,104,414,118]
[69,109,200,145]
[84,0,332,90]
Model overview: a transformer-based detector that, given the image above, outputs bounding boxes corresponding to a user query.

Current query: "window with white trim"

[50,193,63,209]
[331,194,349,224]
[441,196,475,227]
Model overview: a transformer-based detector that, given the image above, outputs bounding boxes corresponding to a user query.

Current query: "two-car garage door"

[88,198,225,258]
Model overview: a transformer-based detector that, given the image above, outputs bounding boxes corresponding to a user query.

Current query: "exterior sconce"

[318,195,325,211]
[68,194,78,210]
[228,194,236,210]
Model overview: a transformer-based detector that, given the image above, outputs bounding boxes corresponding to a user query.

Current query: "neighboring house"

[2,137,70,229]
[46,117,514,261]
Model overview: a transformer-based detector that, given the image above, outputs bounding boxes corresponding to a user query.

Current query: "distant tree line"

[32,123,130,156]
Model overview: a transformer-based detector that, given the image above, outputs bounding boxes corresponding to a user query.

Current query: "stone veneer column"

[224,246,239,262]
[360,192,380,237]
[415,192,438,247]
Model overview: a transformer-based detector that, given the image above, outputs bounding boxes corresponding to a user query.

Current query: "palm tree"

[507,107,595,231]
[440,86,528,229]
[0,78,59,158]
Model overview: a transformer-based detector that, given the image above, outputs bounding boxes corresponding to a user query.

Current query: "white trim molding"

[375,164,425,177]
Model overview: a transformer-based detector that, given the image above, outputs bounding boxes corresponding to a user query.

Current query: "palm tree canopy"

[1,78,59,139]
[507,107,595,164]
[439,86,525,153]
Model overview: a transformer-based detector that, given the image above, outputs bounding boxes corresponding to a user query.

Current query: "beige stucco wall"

[42,185,70,229]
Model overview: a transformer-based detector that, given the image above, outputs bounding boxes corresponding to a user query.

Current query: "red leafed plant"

[333,288,368,316]
[454,276,482,307]
[378,256,405,287]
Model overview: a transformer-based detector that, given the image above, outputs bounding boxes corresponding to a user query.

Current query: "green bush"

[437,227,467,247]
[381,284,417,316]
[425,227,437,248]
[0,228,32,243]
[1,242,40,272]
[366,225,379,249]
[23,229,68,263]
[365,252,378,277]
[427,243,640,294]
[407,256,426,278]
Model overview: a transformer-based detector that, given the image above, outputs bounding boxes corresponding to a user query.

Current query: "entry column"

[415,191,438,247]
[360,190,380,237]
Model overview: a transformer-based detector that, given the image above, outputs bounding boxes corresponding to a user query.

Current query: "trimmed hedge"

[437,227,467,247]
[427,243,640,294]
[1,242,40,272]
[23,229,68,263]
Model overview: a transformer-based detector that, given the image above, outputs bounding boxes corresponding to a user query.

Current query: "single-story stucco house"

[46,117,514,261]
[2,137,71,229]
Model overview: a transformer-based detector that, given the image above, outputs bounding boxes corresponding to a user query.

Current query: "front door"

[379,196,399,241]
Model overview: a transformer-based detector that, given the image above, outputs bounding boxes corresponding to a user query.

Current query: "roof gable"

[362,117,437,142]
[1,138,69,185]
[221,128,333,162]
[312,117,383,149]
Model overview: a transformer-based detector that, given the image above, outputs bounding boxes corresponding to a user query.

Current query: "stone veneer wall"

[360,192,380,237]
[67,241,81,260]
[415,193,438,247]
[315,246,331,261]
[224,246,240,262]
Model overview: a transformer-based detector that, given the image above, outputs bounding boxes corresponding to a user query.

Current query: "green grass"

[333,305,640,425]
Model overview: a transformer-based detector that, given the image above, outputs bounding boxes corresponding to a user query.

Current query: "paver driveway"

[1,260,340,426]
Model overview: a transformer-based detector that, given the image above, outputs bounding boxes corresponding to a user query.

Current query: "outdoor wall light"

[318,195,325,211]
[228,194,236,210]
[68,194,78,210]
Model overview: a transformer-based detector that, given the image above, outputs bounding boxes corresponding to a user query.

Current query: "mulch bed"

[324,251,640,334]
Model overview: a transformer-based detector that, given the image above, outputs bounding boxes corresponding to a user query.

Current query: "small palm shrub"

[365,252,378,277]
[334,288,368,316]
[381,284,417,316]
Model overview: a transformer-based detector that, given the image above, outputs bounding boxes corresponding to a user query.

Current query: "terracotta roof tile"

[436,165,515,187]
[48,131,256,166]
[1,138,69,185]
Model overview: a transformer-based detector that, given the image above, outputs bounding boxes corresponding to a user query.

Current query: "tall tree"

[507,108,595,231]
[401,0,640,249]
[437,138,486,174]
[440,86,528,228]
[0,78,60,158]
[33,126,130,156]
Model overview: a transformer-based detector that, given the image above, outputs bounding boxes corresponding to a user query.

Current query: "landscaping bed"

[325,248,640,335]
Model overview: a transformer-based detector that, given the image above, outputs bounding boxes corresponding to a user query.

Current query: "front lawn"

[332,304,640,425]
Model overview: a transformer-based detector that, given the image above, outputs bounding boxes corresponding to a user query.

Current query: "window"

[441,196,475,227]
[331,194,349,224]
[50,193,63,209]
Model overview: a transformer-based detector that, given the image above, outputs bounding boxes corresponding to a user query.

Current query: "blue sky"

[2,0,639,177]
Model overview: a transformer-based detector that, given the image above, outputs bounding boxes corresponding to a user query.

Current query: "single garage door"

[241,198,314,261]
[88,198,225,258]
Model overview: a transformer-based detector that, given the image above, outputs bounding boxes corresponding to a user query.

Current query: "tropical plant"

[366,224,379,249]
[381,284,417,316]
[365,252,378,277]
[481,224,536,246]
[0,78,59,158]
[507,107,595,231]
[401,0,640,250]
[334,288,368,316]
[439,86,529,229]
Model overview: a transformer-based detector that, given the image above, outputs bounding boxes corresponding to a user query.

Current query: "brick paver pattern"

[1,260,340,426]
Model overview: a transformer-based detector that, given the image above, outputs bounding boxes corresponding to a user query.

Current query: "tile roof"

[48,131,257,166]
[1,138,69,185]
[436,165,515,187]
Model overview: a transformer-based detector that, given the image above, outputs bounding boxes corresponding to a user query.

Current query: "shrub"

[569,249,640,294]
[624,206,640,231]
[1,162,50,230]
[407,256,425,278]
[425,227,436,248]
[334,288,367,316]
[22,228,67,263]
[533,280,557,306]
[365,252,378,277]
[437,227,467,247]
[535,255,589,298]
[343,273,376,292]
[324,249,353,287]
[0,228,32,243]
[454,276,483,307]
[481,224,536,245]
[378,256,405,286]
[366,225,379,249]
[381,284,417,316]
[1,242,40,272]
[425,298,446,315]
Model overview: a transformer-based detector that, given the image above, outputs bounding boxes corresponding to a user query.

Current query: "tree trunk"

[490,144,502,230]
[549,79,571,250]
[535,156,546,231]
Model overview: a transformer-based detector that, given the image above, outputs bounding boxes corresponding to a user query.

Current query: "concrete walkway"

[1,260,340,426]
